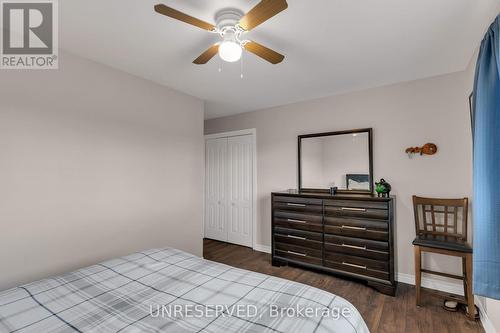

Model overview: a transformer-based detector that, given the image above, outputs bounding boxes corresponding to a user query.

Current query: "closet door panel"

[227,135,253,247]
[205,138,228,242]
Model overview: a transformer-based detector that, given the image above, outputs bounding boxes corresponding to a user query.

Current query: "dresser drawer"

[324,235,388,261]
[273,201,323,214]
[274,227,323,246]
[275,249,322,266]
[275,234,322,250]
[274,211,322,223]
[274,195,322,206]
[324,205,388,219]
[324,199,388,210]
[324,217,388,241]
[324,253,389,281]
[274,219,322,233]
[324,260,390,281]
[275,242,322,258]
[274,211,323,232]
[326,252,388,271]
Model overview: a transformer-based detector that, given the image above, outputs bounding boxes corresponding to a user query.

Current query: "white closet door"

[227,135,253,247]
[205,138,228,242]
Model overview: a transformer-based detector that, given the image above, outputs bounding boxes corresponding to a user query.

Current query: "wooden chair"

[412,196,475,320]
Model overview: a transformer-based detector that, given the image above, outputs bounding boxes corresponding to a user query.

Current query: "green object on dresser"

[375,178,391,198]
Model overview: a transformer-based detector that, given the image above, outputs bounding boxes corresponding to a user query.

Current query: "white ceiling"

[60,0,499,119]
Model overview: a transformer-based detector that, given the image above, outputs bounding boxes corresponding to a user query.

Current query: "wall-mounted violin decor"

[405,143,438,158]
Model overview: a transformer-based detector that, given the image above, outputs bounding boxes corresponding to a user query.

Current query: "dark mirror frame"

[298,128,374,194]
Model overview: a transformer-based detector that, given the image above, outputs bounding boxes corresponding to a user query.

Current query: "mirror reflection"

[301,132,370,191]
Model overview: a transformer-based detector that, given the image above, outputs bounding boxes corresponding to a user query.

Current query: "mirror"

[298,128,373,193]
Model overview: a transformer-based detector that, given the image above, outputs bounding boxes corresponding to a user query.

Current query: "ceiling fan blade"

[193,44,220,64]
[238,0,288,31]
[244,41,284,64]
[154,4,215,31]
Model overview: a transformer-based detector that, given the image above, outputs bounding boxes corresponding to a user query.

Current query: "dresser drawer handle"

[341,207,367,212]
[341,225,367,231]
[287,218,307,224]
[287,235,307,240]
[287,250,307,257]
[342,262,367,270]
[287,203,306,207]
[341,243,367,250]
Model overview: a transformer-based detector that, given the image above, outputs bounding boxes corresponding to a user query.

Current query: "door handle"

[341,207,366,212]
[341,225,367,231]
[287,218,307,224]
[287,203,306,207]
[287,250,307,257]
[287,235,307,240]
[342,262,367,270]
[341,243,367,250]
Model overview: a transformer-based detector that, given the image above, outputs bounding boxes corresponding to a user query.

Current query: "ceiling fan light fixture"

[218,41,242,62]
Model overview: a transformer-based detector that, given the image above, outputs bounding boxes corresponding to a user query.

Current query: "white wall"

[485,298,500,332]
[205,68,473,283]
[0,51,205,291]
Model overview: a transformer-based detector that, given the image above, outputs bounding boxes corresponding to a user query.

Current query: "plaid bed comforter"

[0,248,369,333]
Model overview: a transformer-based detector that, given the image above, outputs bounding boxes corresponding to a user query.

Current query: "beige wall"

[0,51,204,291]
[205,69,474,280]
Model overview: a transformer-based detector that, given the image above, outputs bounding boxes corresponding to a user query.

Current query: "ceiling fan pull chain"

[218,58,222,73]
[240,52,244,79]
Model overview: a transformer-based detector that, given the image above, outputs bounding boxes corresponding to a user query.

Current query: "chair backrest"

[412,196,469,241]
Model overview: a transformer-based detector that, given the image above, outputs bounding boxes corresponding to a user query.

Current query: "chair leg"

[462,256,467,299]
[464,253,475,320]
[414,245,422,306]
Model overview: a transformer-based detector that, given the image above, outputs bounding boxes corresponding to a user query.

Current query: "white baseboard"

[253,244,271,253]
[476,298,497,333]
[396,272,464,295]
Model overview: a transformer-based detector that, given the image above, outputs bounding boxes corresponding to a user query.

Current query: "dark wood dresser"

[272,191,396,295]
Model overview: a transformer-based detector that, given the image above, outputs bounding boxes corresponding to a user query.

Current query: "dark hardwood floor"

[203,239,484,333]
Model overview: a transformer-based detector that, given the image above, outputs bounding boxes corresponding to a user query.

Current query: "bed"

[0,247,369,333]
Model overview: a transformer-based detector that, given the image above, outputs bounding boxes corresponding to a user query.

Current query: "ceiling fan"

[154,0,288,65]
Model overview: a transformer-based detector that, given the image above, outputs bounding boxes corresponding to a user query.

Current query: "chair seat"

[412,235,472,253]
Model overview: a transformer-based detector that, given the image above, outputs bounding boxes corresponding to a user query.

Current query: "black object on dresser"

[272,191,396,296]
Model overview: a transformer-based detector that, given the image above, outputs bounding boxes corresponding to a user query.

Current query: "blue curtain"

[473,15,500,300]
